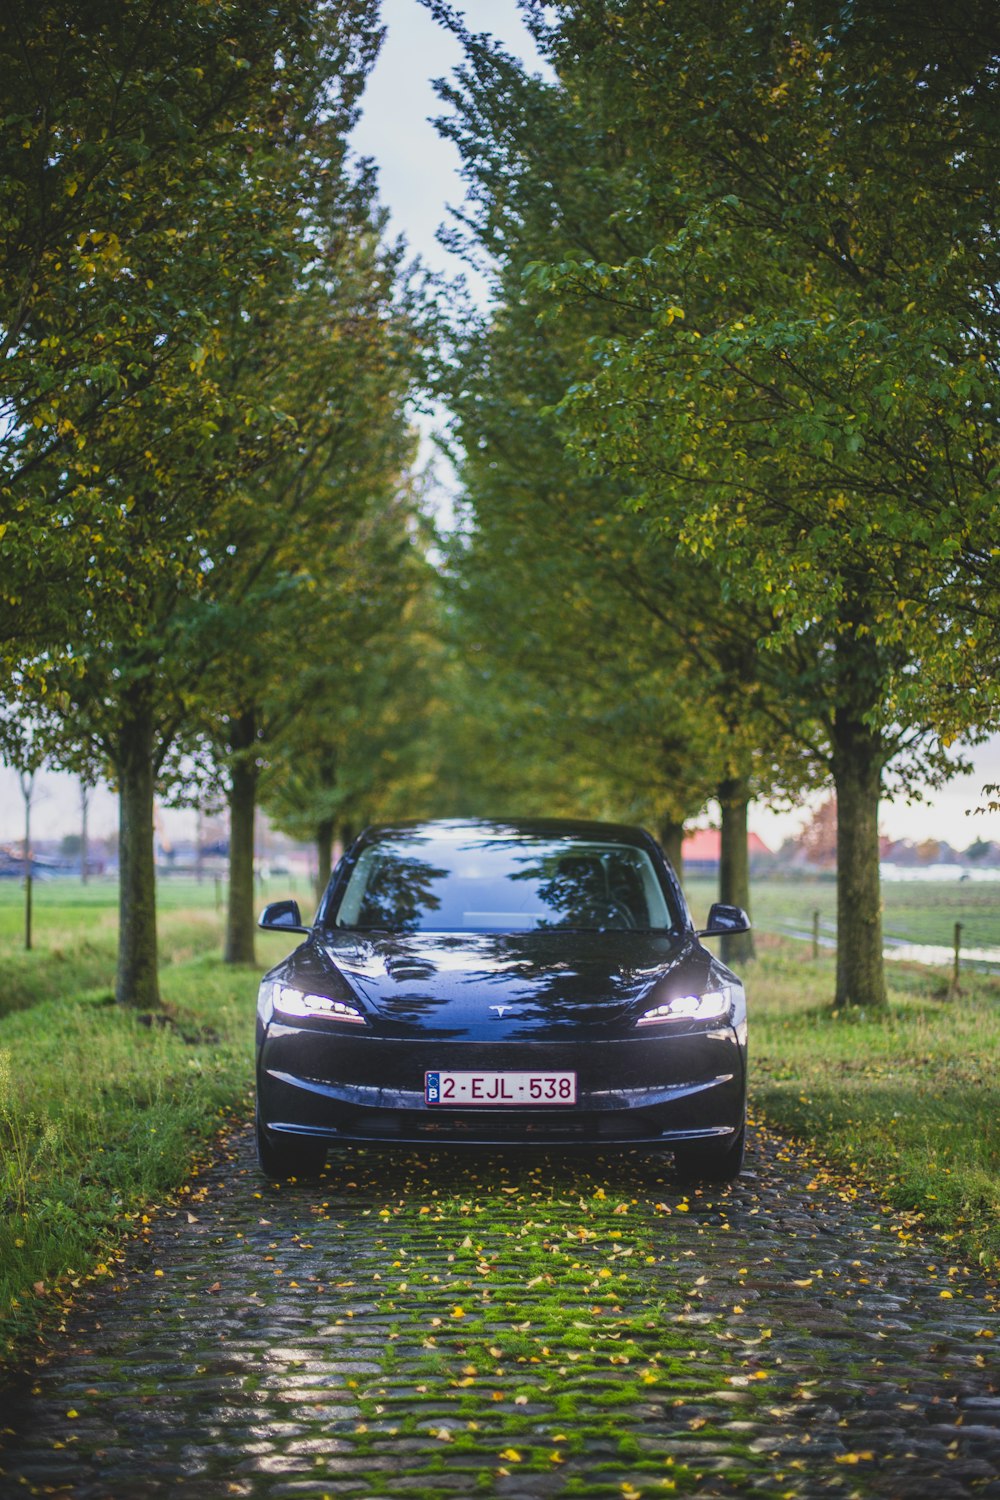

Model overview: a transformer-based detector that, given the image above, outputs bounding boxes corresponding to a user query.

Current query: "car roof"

[352,818,659,849]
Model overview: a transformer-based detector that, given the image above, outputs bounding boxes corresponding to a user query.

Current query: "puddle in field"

[882,937,1000,969]
[770,921,1000,973]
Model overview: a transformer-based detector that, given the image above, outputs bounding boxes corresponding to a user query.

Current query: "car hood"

[283,929,723,1040]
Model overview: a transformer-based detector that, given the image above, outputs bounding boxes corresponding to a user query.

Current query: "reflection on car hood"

[304,929,717,1039]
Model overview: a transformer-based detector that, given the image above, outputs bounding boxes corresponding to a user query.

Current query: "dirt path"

[1,1127,998,1498]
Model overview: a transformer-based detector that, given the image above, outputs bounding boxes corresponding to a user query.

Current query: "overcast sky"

[2,0,998,851]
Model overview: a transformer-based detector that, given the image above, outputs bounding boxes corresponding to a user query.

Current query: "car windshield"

[330,832,679,934]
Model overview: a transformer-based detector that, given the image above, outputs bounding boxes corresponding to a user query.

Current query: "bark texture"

[316,818,335,901]
[718,777,755,965]
[225,710,258,966]
[80,781,90,886]
[658,818,685,884]
[115,686,160,1009]
[831,708,887,1007]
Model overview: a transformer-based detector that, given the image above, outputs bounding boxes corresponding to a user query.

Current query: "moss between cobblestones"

[255,1154,790,1498]
[7,1123,998,1498]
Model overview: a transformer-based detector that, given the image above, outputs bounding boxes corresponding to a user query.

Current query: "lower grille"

[332,1107,660,1142]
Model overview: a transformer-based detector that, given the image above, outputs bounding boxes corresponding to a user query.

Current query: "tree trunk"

[657,817,684,882]
[831,708,886,1007]
[717,776,755,965]
[316,817,335,900]
[225,710,258,966]
[115,687,160,1009]
[80,779,90,885]
[20,773,33,950]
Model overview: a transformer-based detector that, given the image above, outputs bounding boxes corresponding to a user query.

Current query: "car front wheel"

[255,1100,327,1180]
[673,1124,746,1183]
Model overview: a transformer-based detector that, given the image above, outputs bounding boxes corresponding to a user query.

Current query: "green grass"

[0,877,226,1019]
[687,872,1000,1269]
[1,876,998,1375]
[747,932,1000,1271]
[0,953,255,1366]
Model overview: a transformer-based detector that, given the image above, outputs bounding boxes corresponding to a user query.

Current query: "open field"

[1,875,998,1370]
[0,878,224,1020]
[0,874,315,1020]
[686,874,1000,956]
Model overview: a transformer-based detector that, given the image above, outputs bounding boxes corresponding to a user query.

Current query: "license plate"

[425,1071,577,1106]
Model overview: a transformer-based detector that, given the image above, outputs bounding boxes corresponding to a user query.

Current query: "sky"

[2,0,998,852]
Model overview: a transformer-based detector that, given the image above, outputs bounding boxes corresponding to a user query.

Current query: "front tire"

[255,1100,327,1180]
[673,1124,746,1183]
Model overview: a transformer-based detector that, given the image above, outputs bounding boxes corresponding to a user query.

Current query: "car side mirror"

[258,899,310,935]
[697,902,751,938]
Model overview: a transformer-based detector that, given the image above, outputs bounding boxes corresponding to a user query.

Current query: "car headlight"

[636,987,733,1025]
[270,983,366,1024]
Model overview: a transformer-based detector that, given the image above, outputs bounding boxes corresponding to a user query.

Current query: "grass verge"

[1,893,997,1375]
[749,933,1000,1272]
[0,878,227,1019]
[0,954,254,1369]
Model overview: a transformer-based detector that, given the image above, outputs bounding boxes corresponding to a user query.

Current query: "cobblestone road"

[1,1127,998,1499]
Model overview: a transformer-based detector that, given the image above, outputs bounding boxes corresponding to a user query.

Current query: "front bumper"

[257,1025,747,1148]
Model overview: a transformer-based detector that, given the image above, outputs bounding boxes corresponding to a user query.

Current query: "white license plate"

[425,1070,577,1106]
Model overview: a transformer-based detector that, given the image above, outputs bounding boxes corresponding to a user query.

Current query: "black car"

[256,818,749,1182]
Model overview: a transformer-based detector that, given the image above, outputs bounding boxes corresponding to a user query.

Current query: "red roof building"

[681,828,772,865]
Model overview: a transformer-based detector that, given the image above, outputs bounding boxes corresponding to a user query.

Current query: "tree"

[1,0,387,1005]
[260,507,447,895]
[442,0,999,1005]
[180,214,422,964]
[0,716,46,949]
[429,6,817,955]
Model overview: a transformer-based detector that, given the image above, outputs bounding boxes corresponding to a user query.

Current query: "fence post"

[25,872,32,952]
[949,921,963,997]
[812,909,820,961]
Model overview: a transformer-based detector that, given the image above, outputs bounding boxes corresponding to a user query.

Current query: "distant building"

[681,828,772,875]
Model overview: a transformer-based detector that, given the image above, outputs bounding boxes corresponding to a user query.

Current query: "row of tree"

[4,2,998,1013]
[425,0,1000,1004]
[0,0,445,1004]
